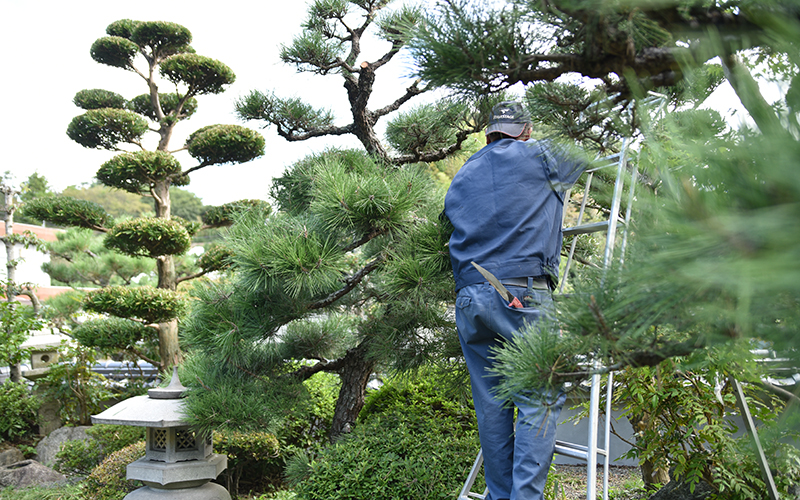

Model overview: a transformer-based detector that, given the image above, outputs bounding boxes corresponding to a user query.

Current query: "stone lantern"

[92,368,230,500]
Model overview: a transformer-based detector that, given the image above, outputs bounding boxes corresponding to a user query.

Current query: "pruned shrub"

[214,430,280,497]
[289,376,480,500]
[81,441,145,500]
[55,424,145,476]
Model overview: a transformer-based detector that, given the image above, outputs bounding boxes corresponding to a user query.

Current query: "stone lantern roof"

[92,367,189,427]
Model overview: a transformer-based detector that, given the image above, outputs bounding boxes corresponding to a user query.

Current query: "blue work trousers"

[455,283,565,500]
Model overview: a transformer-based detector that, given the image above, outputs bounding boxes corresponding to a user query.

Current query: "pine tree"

[23,20,267,369]
[408,1,800,493]
[184,0,493,438]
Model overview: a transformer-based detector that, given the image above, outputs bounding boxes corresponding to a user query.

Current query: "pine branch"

[307,254,385,311]
[373,80,425,118]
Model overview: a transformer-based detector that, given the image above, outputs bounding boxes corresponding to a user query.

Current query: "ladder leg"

[586,371,601,500]
[458,448,488,500]
[730,375,780,500]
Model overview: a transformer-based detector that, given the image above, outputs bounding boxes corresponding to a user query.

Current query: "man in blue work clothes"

[444,101,586,500]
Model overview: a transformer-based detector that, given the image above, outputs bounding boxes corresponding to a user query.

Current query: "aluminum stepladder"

[458,132,641,500]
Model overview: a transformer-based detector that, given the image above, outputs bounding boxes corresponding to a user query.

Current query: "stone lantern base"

[124,481,231,500]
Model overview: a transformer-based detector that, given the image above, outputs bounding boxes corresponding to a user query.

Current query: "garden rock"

[35,425,93,467]
[648,477,714,500]
[0,460,66,488]
[0,447,24,466]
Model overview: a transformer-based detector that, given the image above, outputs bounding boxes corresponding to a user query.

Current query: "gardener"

[443,101,587,500]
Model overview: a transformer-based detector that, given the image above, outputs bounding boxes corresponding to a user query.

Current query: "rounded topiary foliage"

[160,54,235,96]
[21,195,113,231]
[105,217,191,257]
[197,244,235,273]
[82,441,145,500]
[74,89,128,110]
[131,21,192,58]
[129,92,198,121]
[91,36,139,68]
[97,151,183,194]
[73,317,157,351]
[67,108,149,150]
[83,286,187,324]
[187,124,265,166]
[201,199,272,228]
[106,19,140,39]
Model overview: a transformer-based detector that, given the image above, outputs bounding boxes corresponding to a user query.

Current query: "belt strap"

[497,277,550,290]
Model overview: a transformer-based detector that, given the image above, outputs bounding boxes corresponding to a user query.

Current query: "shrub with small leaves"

[83,285,187,324]
[81,441,145,500]
[91,36,139,68]
[72,317,157,352]
[55,425,146,476]
[22,195,113,231]
[73,89,127,110]
[104,217,191,257]
[0,382,40,442]
[197,244,234,273]
[97,151,183,194]
[187,124,265,166]
[160,54,235,96]
[66,108,149,150]
[291,376,480,500]
[214,430,280,496]
[201,199,272,228]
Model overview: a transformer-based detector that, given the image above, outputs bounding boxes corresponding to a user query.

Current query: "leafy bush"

[606,350,800,499]
[0,382,40,442]
[35,343,113,426]
[81,441,145,500]
[55,424,145,476]
[290,375,480,500]
[214,430,280,497]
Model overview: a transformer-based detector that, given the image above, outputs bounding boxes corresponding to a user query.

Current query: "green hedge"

[0,382,40,442]
[291,376,481,500]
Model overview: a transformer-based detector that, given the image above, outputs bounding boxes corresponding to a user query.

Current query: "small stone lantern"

[92,368,230,500]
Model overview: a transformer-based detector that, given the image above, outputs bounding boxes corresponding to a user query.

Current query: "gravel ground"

[550,464,648,500]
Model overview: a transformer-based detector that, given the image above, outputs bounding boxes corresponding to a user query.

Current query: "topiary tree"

[23,20,268,369]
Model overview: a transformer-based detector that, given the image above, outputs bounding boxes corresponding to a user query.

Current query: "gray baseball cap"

[485,101,531,138]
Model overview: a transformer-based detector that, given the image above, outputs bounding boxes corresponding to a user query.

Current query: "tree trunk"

[628,412,670,490]
[157,320,181,370]
[9,364,21,384]
[330,340,376,439]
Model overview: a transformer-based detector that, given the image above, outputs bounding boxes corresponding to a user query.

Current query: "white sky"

[0,0,425,206]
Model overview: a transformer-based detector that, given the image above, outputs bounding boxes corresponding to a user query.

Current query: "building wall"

[0,222,63,301]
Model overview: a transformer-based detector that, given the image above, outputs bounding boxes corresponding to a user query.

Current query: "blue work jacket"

[444,138,586,291]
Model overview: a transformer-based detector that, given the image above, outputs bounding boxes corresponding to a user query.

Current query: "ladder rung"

[563,221,611,236]
[555,440,608,461]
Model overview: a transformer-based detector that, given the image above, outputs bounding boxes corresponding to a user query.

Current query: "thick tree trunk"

[157,319,181,369]
[330,340,376,439]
